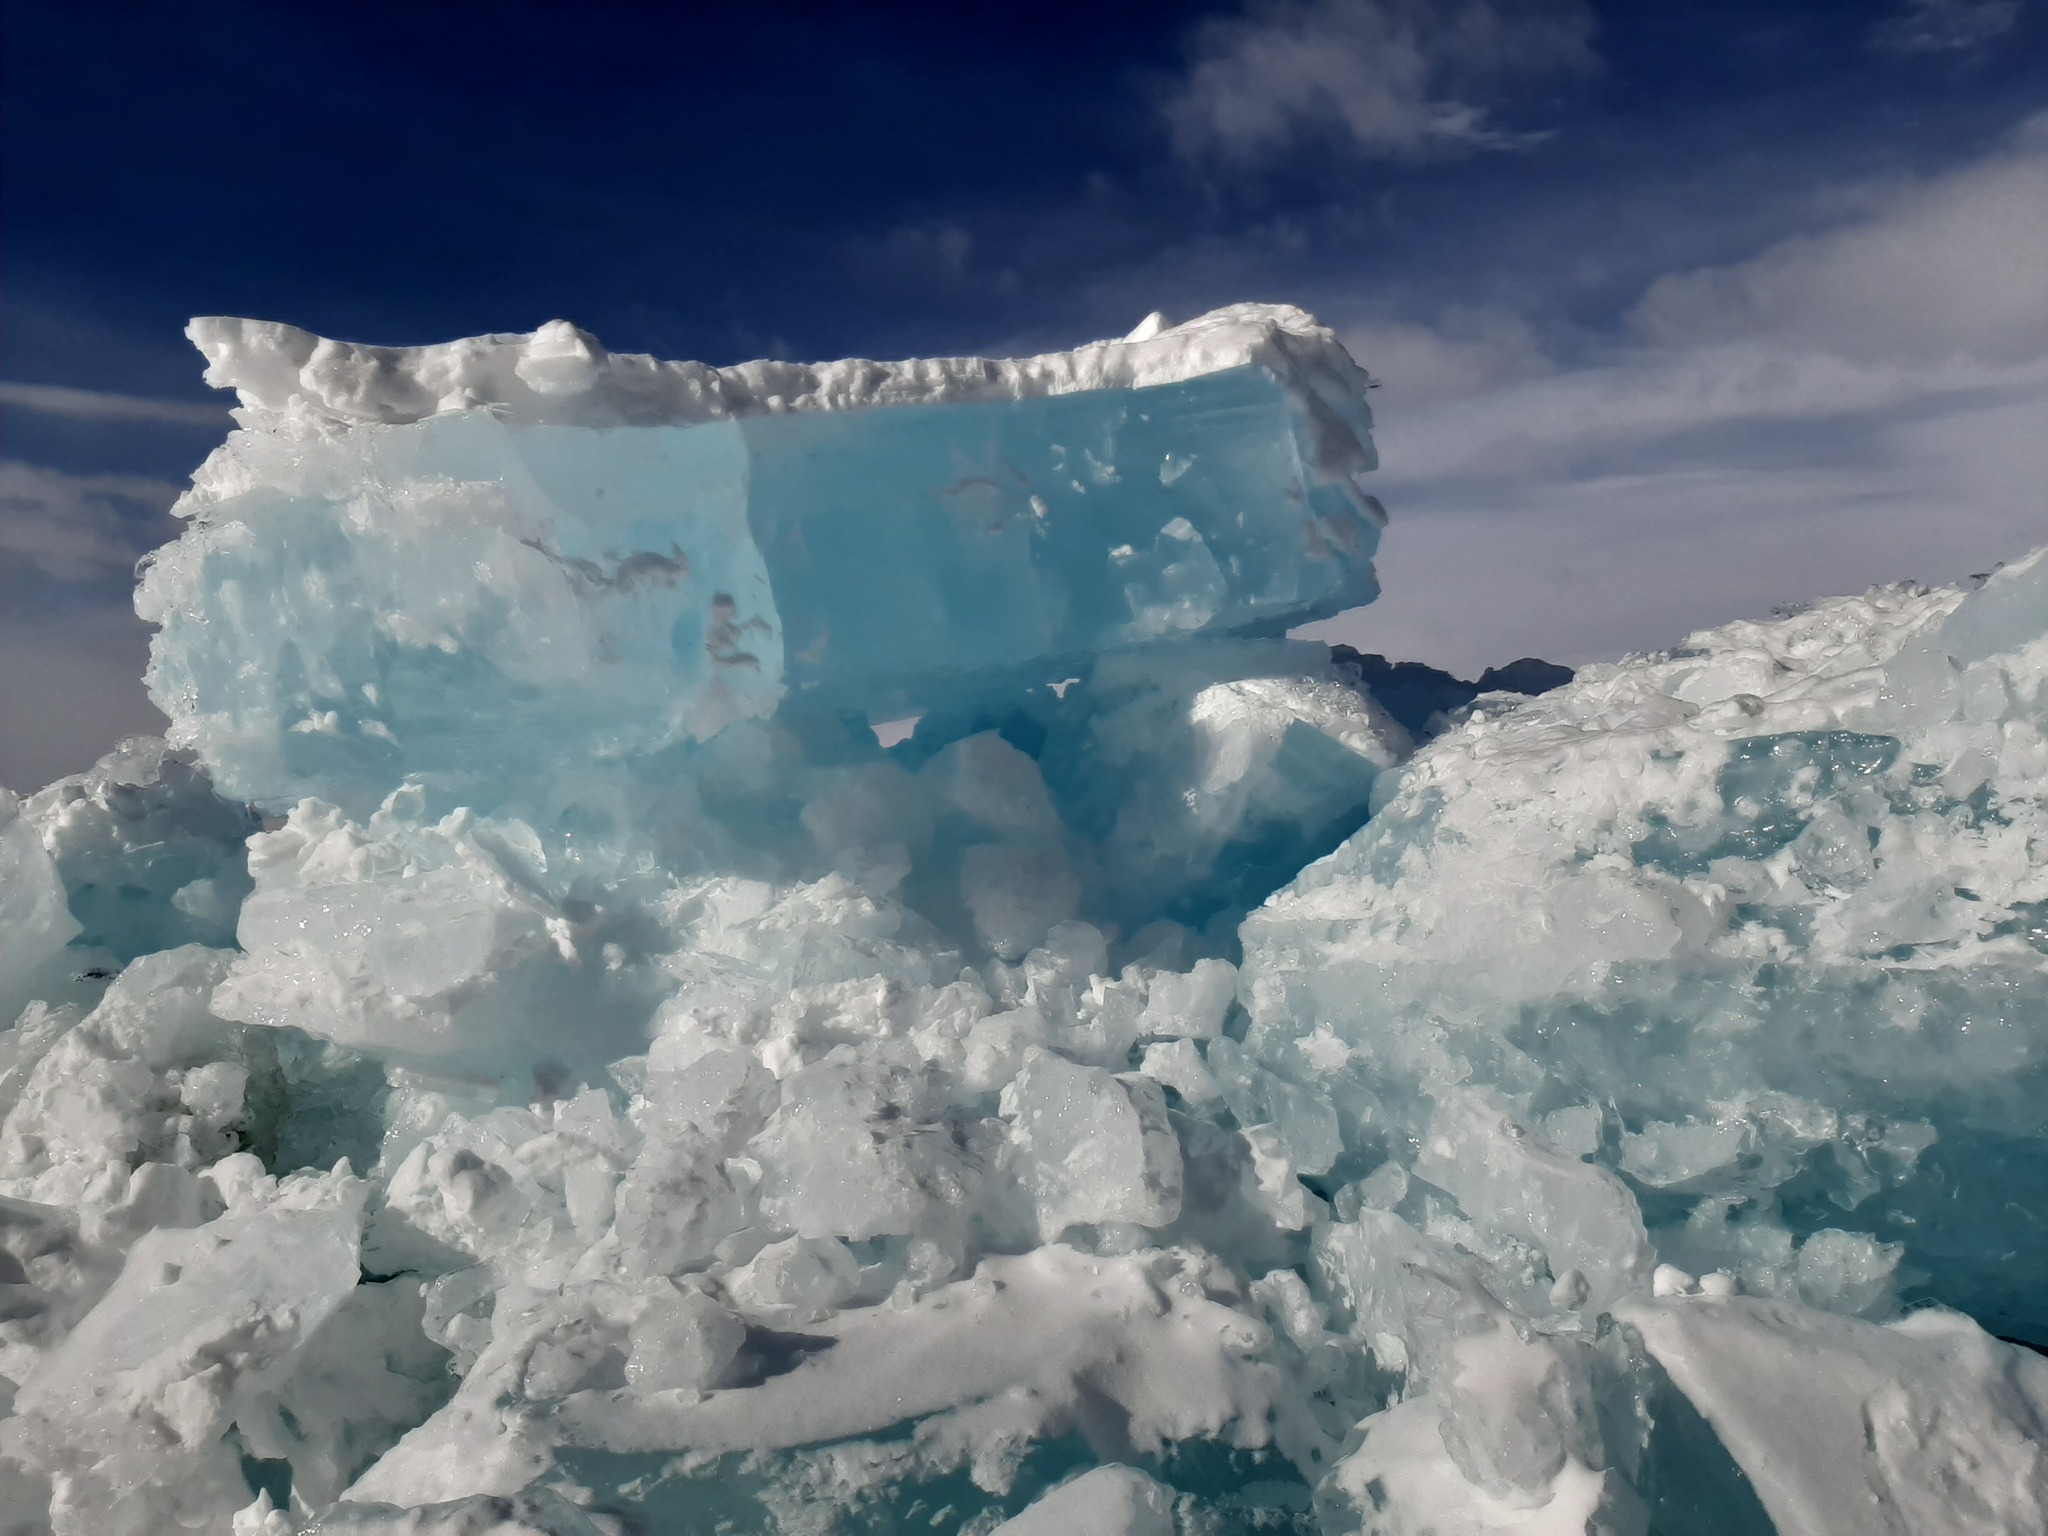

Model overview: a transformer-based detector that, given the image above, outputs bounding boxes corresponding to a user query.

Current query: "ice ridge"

[1,307,2046,1536]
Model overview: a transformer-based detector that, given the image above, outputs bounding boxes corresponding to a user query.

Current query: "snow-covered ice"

[1,306,2045,1535]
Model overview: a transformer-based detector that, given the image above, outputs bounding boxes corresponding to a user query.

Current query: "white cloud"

[0,602,167,792]
[1312,367,2048,674]
[1632,119,2048,366]
[1363,343,2048,484]
[1872,0,2023,54]
[0,460,182,583]
[1304,122,2048,674]
[1165,0,1595,162]
[0,381,229,427]
[1342,305,1553,407]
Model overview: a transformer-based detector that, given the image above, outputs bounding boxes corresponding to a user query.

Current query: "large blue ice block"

[140,323,1380,815]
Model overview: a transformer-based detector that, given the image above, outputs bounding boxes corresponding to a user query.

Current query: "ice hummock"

[3,309,2047,1536]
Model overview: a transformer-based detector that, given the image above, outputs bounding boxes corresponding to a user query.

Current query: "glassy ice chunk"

[1001,1050,1182,1239]
[621,1286,745,1393]
[1414,1092,1654,1315]
[24,738,257,965]
[753,1059,969,1241]
[1038,639,1408,928]
[723,1236,861,1326]
[140,410,778,816]
[143,308,1380,814]
[212,793,659,1067]
[1241,550,2048,1340]
[1138,957,1237,1041]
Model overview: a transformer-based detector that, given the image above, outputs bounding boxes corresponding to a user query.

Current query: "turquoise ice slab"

[140,364,1378,815]
[745,364,1379,706]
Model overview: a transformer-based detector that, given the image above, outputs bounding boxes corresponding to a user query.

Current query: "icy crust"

[144,310,1383,815]
[187,305,1375,465]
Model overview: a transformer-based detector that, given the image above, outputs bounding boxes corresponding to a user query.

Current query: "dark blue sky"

[5,0,2037,380]
[4,0,2045,785]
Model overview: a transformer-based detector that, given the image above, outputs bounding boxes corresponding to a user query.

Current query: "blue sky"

[4,0,2045,787]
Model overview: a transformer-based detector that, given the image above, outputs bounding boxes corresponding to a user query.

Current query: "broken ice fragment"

[991,1464,1177,1536]
[1001,1049,1183,1239]
[3,1193,361,1533]
[1415,1096,1656,1315]
[1618,1296,2048,1536]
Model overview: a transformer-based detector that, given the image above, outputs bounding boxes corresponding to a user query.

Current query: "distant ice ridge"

[1,304,2046,1536]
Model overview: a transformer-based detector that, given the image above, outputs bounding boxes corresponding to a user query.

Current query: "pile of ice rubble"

[1,307,2044,1536]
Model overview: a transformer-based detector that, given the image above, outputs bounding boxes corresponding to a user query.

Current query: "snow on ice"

[0,305,2043,1535]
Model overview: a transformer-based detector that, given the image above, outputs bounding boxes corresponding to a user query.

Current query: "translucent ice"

[1000,1049,1182,1239]
[142,307,1381,817]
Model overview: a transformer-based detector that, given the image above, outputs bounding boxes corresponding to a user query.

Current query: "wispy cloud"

[1631,119,2048,366]
[1307,116,2048,673]
[1342,305,1553,408]
[1164,0,1596,163]
[0,456,185,787]
[0,600,166,792]
[1872,0,2024,55]
[0,459,183,583]
[0,380,229,427]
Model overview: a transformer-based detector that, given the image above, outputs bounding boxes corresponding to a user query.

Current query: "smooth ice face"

[141,308,1380,815]
[139,412,779,817]
[740,365,1379,705]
